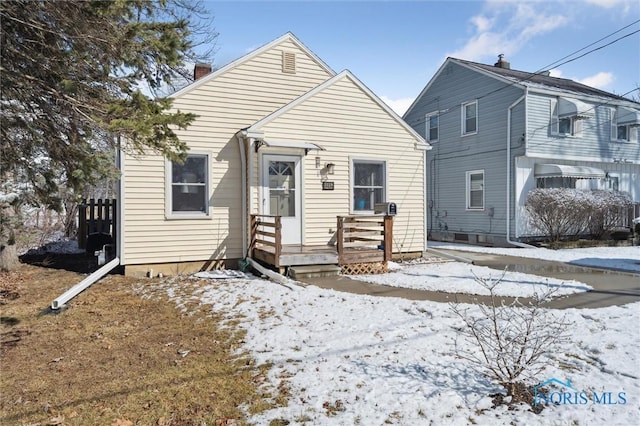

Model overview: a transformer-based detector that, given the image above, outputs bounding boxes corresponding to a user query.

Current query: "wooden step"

[289,264,341,279]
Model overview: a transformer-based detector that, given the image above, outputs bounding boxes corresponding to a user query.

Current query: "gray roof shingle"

[452,57,637,103]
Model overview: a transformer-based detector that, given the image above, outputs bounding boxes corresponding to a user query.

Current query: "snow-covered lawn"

[157,272,640,426]
[152,245,640,425]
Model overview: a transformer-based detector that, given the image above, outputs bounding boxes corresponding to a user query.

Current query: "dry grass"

[0,264,280,425]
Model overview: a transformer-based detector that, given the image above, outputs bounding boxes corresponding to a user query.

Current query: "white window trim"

[465,169,485,211]
[165,151,211,220]
[350,157,387,214]
[551,98,585,137]
[611,107,638,143]
[425,111,439,143]
[461,100,478,136]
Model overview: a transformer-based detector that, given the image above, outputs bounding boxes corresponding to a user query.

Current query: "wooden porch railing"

[249,214,393,273]
[250,214,282,267]
[336,215,393,266]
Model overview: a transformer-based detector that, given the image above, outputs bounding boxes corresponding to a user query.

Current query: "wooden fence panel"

[78,199,117,250]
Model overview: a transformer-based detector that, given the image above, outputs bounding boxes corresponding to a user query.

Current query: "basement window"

[282,51,296,74]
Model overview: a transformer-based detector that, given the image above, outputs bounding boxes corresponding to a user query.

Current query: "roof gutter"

[506,92,535,248]
[51,257,120,309]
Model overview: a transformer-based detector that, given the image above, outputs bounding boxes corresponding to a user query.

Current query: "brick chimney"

[494,54,510,69]
[193,63,212,80]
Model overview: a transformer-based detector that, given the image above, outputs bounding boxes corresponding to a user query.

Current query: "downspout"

[51,136,124,309]
[237,129,264,258]
[236,133,248,257]
[116,136,124,261]
[247,137,255,246]
[52,257,120,309]
[506,92,535,248]
[424,148,428,252]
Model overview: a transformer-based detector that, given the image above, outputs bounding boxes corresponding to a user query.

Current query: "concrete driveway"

[299,249,640,309]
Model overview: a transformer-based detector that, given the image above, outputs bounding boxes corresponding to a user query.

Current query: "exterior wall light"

[326,162,335,174]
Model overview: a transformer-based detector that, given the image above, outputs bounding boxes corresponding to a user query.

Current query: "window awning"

[534,164,605,179]
[616,106,640,126]
[558,97,594,118]
[256,139,325,152]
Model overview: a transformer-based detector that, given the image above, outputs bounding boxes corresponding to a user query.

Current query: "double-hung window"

[167,153,210,217]
[550,98,584,136]
[352,159,386,212]
[466,170,484,210]
[557,116,582,136]
[611,108,638,142]
[425,112,439,142]
[462,100,477,135]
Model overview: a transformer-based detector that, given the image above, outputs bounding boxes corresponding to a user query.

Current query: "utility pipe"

[506,93,535,248]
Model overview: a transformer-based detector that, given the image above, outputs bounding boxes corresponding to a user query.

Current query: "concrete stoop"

[289,264,342,279]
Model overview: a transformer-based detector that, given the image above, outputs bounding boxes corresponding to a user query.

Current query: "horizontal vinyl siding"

[256,75,425,252]
[429,152,505,235]
[123,38,333,265]
[123,153,242,264]
[406,61,524,239]
[526,93,640,163]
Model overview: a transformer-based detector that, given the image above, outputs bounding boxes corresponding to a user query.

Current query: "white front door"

[262,154,302,245]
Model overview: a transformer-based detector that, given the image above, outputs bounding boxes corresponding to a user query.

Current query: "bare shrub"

[450,273,570,410]
[526,188,633,243]
[525,188,590,245]
[583,190,632,239]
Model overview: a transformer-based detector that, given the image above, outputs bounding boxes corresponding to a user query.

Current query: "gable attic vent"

[282,51,296,74]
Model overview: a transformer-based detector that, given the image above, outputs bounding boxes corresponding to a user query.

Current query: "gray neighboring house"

[404,56,640,246]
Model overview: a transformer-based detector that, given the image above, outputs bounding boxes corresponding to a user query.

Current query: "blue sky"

[205,0,639,114]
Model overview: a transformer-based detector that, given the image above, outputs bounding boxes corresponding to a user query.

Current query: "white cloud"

[549,68,614,90]
[448,31,518,62]
[471,15,493,32]
[578,71,614,89]
[586,0,637,14]
[515,4,568,40]
[584,0,617,7]
[447,2,568,62]
[549,68,563,78]
[380,96,415,116]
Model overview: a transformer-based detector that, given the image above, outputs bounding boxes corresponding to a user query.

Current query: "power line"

[537,19,640,72]
[405,23,640,131]
[549,29,640,71]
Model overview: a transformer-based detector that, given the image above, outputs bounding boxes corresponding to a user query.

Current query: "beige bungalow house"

[118,33,430,277]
